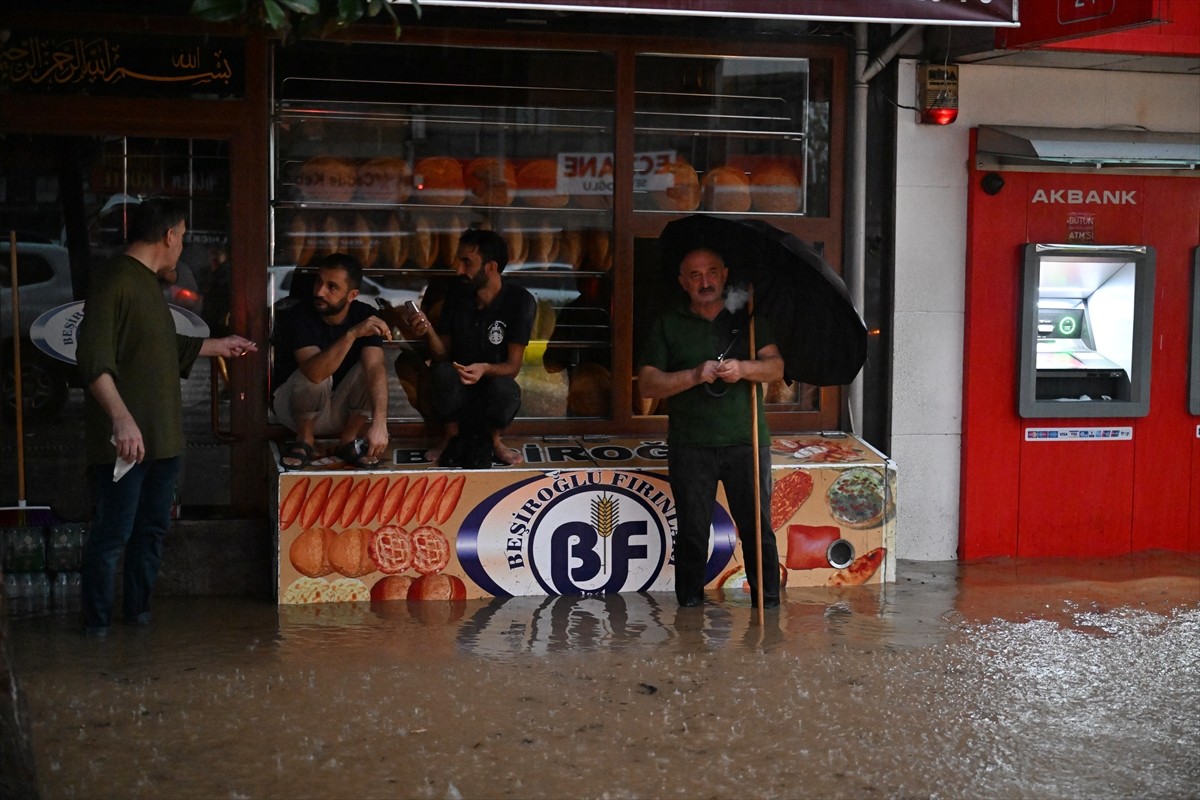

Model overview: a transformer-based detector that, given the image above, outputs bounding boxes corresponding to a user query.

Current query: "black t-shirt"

[272,300,384,390]
[440,281,536,364]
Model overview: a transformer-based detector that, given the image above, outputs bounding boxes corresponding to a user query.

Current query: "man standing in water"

[76,197,257,635]
[637,247,782,608]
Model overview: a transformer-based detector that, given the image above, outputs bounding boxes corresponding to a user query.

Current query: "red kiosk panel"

[963,131,1200,559]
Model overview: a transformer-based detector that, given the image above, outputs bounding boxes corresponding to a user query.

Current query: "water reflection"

[7,554,1199,800]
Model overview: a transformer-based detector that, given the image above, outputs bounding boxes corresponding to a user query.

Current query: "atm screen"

[1019,243,1155,418]
[1036,309,1084,340]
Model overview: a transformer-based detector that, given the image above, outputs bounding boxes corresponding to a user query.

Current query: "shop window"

[270,43,615,424]
[631,54,821,417]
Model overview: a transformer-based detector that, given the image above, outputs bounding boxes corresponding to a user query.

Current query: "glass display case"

[1018,243,1156,418]
[270,41,835,429]
[270,44,616,422]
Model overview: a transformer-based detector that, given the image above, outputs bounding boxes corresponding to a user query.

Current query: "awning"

[976,126,1200,169]
[408,0,1018,26]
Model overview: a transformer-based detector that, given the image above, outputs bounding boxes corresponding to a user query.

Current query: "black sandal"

[280,441,315,470]
[334,438,381,469]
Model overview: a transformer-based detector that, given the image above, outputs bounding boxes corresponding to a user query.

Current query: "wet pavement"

[7,552,1199,800]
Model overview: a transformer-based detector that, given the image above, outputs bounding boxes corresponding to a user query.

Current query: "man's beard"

[460,269,488,291]
[315,296,347,317]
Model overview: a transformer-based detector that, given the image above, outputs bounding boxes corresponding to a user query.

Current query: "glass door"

[0,133,235,519]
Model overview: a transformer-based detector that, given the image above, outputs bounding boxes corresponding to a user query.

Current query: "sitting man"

[404,228,535,468]
[271,252,392,469]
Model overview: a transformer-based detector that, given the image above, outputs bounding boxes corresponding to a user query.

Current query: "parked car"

[268,264,421,314]
[0,240,76,420]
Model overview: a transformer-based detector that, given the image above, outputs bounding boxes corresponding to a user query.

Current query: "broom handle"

[9,230,27,507]
[748,287,764,626]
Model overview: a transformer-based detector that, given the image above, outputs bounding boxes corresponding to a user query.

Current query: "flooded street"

[9,553,1200,800]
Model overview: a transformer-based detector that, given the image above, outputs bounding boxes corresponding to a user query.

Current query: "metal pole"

[848,23,869,435]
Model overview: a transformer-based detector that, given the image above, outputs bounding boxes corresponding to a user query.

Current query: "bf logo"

[547,494,650,594]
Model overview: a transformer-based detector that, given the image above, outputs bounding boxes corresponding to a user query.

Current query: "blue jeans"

[81,457,180,628]
[667,444,779,604]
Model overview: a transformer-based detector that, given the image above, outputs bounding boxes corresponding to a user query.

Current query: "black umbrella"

[659,215,868,386]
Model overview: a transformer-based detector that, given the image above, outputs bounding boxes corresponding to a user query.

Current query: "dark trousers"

[81,457,180,628]
[668,444,779,604]
[430,360,521,434]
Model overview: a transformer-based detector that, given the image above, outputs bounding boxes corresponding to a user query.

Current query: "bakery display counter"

[273,433,896,605]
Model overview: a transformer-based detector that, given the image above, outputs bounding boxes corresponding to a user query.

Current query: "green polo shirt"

[77,255,204,465]
[639,301,774,447]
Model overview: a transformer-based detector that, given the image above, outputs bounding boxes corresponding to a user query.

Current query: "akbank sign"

[457,470,737,597]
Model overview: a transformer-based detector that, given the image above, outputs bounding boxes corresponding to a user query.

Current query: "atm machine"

[1018,244,1155,418]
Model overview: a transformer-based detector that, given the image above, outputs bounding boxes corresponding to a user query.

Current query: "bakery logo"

[487,320,506,346]
[457,470,736,597]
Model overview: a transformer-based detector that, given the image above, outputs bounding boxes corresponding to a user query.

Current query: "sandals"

[280,441,315,471]
[334,438,381,469]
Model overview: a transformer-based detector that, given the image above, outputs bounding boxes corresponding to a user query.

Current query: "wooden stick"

[748,286,764,626]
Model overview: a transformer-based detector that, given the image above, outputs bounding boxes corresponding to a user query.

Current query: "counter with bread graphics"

[274,433,896,604]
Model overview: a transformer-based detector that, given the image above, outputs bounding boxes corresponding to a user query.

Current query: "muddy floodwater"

[9,553,1200,800]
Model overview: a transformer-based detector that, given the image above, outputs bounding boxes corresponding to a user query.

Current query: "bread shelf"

[272,199,613,218]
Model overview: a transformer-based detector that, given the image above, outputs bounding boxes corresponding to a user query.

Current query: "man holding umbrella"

[638,247,783,609]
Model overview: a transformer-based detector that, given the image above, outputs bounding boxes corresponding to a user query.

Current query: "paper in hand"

[111,437,135,482]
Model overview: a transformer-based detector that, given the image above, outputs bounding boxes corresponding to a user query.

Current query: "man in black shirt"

[404,229,535,467]
[272,253,392,468]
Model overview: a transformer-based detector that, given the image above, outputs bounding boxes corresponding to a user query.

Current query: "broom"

[2,229,56,530]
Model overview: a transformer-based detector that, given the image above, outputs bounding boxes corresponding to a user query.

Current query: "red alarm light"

[917,64,959,125]
[923,106,959,126]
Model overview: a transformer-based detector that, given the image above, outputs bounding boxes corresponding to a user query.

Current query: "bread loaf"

[297,156,357,203]
[502,225,526,267]
[526,219,560,265]
[356,156,412,204]
[410,214,439,268]
[439,214,462,269]
[701,166,751,212]
[378,212,408,268]
[283,213,313,266]
[750,163,802,213]
[584,229,612,272]
[311,213,341,260]
[465,158,517,207]
[412,157,466,206]
[516,159,569,208]
[650,159,700,212]
[345,213,377,267]
[559,229,584,270]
